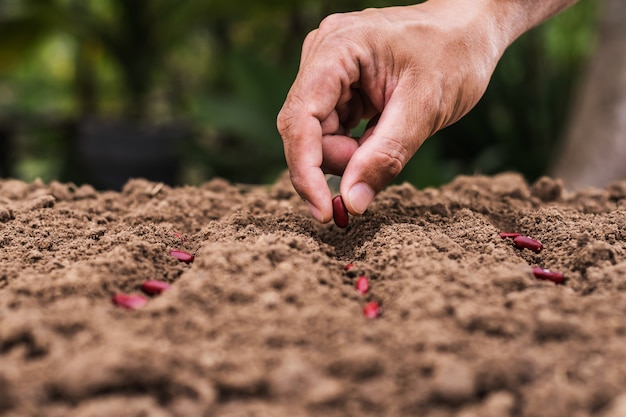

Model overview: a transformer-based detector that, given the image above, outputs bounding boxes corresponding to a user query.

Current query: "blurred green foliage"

[0,0,600,188]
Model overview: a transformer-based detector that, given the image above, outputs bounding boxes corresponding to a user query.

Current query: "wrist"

[403,0,513,62]
[468,0,580,46]
[409,0,578,57]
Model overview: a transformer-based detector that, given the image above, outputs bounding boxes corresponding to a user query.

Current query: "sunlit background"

[0,0,599,190]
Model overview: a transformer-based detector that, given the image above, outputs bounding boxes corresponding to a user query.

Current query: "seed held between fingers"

[332,195,349,228]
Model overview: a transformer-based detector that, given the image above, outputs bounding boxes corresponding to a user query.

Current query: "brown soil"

[1,172,626,417]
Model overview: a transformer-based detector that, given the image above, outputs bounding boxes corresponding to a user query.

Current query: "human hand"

[277,0,516,223]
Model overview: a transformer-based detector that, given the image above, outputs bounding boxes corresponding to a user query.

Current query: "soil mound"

[1,172,626,417]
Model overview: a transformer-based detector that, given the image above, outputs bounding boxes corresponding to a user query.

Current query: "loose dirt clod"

[363,301,380,319]
[513,236,543,253]
[332,195,349,228]
[170,249,194,263]
[356,276,369,295]
[112,294,148,309]
[141,280,172,295]
[531,267,565,284]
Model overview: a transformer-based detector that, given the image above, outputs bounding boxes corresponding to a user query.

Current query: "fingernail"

[348,182,375,215]
[305,200,324,223]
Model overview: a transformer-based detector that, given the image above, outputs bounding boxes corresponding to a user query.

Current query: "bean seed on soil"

[112,294,148,309]
[173,232,187,243]
[513,236,543,253]
[499,232,521,239]
[363,301,381,319]
[344,263,354,271]
[356,276,370,295]
[170,249,194,263]
[332,195,349,228]
[532,267,565,284]
[141,280,171,295]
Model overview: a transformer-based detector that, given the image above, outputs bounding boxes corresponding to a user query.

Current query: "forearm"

[413,0,580,58]
[493,0,580,42]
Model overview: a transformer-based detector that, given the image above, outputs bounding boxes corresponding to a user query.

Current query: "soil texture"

[1,172,626,417]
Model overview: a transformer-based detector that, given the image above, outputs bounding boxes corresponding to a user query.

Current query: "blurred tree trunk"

[550,0,626,188]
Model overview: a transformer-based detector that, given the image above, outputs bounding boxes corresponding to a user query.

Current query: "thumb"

[339,93,429,215]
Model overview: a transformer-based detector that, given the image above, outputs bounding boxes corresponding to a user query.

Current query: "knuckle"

[302,28,318,51]
[373,137,411,179]
[276,95,304,138]
[288,170,309,196]
[276,111,293,137]
[318,13,344,33]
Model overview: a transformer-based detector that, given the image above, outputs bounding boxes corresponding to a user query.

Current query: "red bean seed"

[363,301,381,319]
[332,195,349,228]
[513,236,543,253]
[356,276,370,295]
[532,267,565,284]
[170,249,194,263]
[499,232,521,239]
[112,294,148,309]
[141,280,172,295]
[344,263,354,271]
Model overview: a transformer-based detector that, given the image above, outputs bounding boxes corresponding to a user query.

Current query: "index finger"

[279,105,332,223]
[277,47,360,223]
